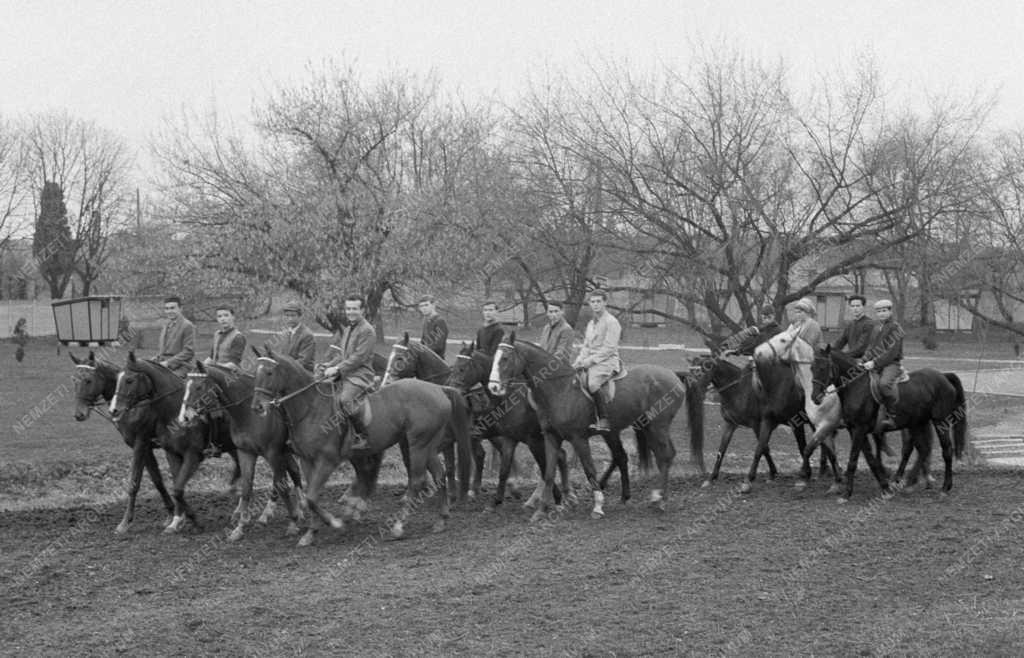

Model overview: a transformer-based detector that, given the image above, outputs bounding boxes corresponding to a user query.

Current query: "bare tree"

[0,117,29,258]
[152,62,496,334]
[24,112,134,294]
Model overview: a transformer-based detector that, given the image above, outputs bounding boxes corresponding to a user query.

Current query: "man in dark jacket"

[733,305,782,356]
[418,295,448,360]
[476,301,505,357]
[320,295,376,451]
[539,301,576,364]
[832,295,875,360]
[155,296,196,377]
[862,299,904,432]
[277,300,316,371]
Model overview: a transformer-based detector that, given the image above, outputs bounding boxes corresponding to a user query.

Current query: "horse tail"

[944,372,968,459]
[675,371,705,473]
[442,386,472,500]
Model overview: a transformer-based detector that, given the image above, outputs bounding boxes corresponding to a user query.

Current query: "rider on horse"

[539,300,576,364]
[861,299,904,433]
[277,300,317,372]
[787,297,823,350]
[832,294,875,359]
[205,305,246,372]
[732,305,783,356]
[156,296,196,377]
[571,289,622,435]
[319,295,376,451]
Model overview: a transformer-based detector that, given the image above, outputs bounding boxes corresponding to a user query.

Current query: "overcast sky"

[2,0,1022,177]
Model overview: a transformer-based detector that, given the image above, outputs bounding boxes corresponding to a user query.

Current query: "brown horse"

[178,362,306,541]
[109,352,238,533]
[489,336,705,520]
[70,352,175,533]
[447,341,572,511]
[251,348,471,545]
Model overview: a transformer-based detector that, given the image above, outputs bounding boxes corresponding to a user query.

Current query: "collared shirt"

[280,323,316,371]
[864,318,904,370]
[325,318,376,387]
[573,311,621,369]
[157,315,196,373]
[832,315,876,359]
[539,319,575,363]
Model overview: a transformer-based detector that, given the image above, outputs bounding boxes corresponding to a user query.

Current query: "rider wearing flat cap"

[318,295,376,451]
[862,299,904,432]
[277,300,316,372]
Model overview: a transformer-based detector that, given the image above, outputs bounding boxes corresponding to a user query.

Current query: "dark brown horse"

[690,353,843,493]
[809,345,967,499]
[109,352,238,533]
[489,336,705,520]
[448,341,571,510]
[251,348,471,545]
[70,352,175,533]
[178,362,306,541]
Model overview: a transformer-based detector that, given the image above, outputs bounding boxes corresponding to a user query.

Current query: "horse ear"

[196,361,206,373]
[252,345,264,358]
[128,351,137,363]
[470,341,476,352]
[267,347,276,359]
[69,352,82,365]
[823,344,832,355]
[508,331,516,343]
[402,331,409,345]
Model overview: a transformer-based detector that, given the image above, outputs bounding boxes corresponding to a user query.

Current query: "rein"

[257,376,330,407]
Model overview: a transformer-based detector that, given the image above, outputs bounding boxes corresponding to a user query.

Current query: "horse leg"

[299,457,343,547]
[603,431,629,504]
[162,450,183,531]
[894,430,914,485]
[442,440,457,504]
[488,437,516,511]
[703,423,737,488]
[568,435,604,519]
[821,430,845,495]
[934,423,954,494]
[165,450,202,533]
[391,442,435,539]
[530,432,561,523]
[227,450,258,542]
[840,428,869,503]
[226,447,241,492]
[116,440,150,534]
[470,434,486,499]
[792,424,811,489]
[645,425,676,512]
[143,444,175,523]
[262,447,302,536]
[428,452,450,533]
[741,421,768,494]
[858,431,892,497]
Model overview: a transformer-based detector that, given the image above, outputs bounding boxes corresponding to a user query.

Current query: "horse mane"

[265,351,314,384]
[128,357,183,388]
[408,340,448,368]
[514,339,575,375]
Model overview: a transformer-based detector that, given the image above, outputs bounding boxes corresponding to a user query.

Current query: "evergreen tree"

[33,181,76,298]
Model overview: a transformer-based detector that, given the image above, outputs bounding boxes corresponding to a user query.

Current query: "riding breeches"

[335,380,371,415]
[585,362,618,393]
[877,363,901,406]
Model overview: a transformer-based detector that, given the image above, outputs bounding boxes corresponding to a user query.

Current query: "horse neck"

[209,369,254,423]
[274,363,320,422]
[415,347,451,384]
[517,343,577,405]
[98,365,120,401]
[133,365,183,420]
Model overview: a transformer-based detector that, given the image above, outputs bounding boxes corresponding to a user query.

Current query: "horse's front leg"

[143,443,174,521]
[165,450,202,533]
[529,432,561,523]
[116,439,151,534]
[602,430,629,504]
[227,450,258,542]
[704,422,737,488]
[740,421,769,494]
[568,434,604,519]
[487,436,516,511]
[428,452,450,533]
[792,424,811,489]
[299,456,343,547]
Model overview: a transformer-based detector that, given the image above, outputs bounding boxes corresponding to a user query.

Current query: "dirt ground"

[3,340,1024,657]
[2,466,1024,657]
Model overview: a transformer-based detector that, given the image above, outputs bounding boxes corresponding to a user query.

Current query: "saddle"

[332,389,374,429]
[868,366,909,405]
[577,367,628,404]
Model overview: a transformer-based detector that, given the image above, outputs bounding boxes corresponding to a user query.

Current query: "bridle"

[115,368,184,411]
[253,357,330,407]
[74,364,119,426]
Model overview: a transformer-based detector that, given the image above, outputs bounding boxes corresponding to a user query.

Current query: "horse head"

[381,332,415,386]
[489,332,527,396]
[179,361,217,425]
[251,348,308,416]
[71,350,115,421]
[809,345,836,405]
[754,325,808,365]
[449,341,482,391]
[109,352,154,420]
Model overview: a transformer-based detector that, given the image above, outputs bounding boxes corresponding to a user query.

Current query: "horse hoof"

[431,520,446,534]
[284,522,301,537]
[328,517,344,530]
[794,480,808,491]
[590,509,605,520]
[163,524,180,535]
[466,490,476,500]
[700,479,712,489]
[837,497,849,505]
[114,522,129,535]
[650,500,666,512]
[739,481,752,495]
[255,514,270,526]
[297,531,315,547]
[390,523,405,539]
[826,484,843,496]
[522,498,537,511]
[227,527,244,542]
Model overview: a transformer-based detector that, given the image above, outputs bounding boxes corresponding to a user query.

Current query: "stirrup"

[588,418,612,435]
